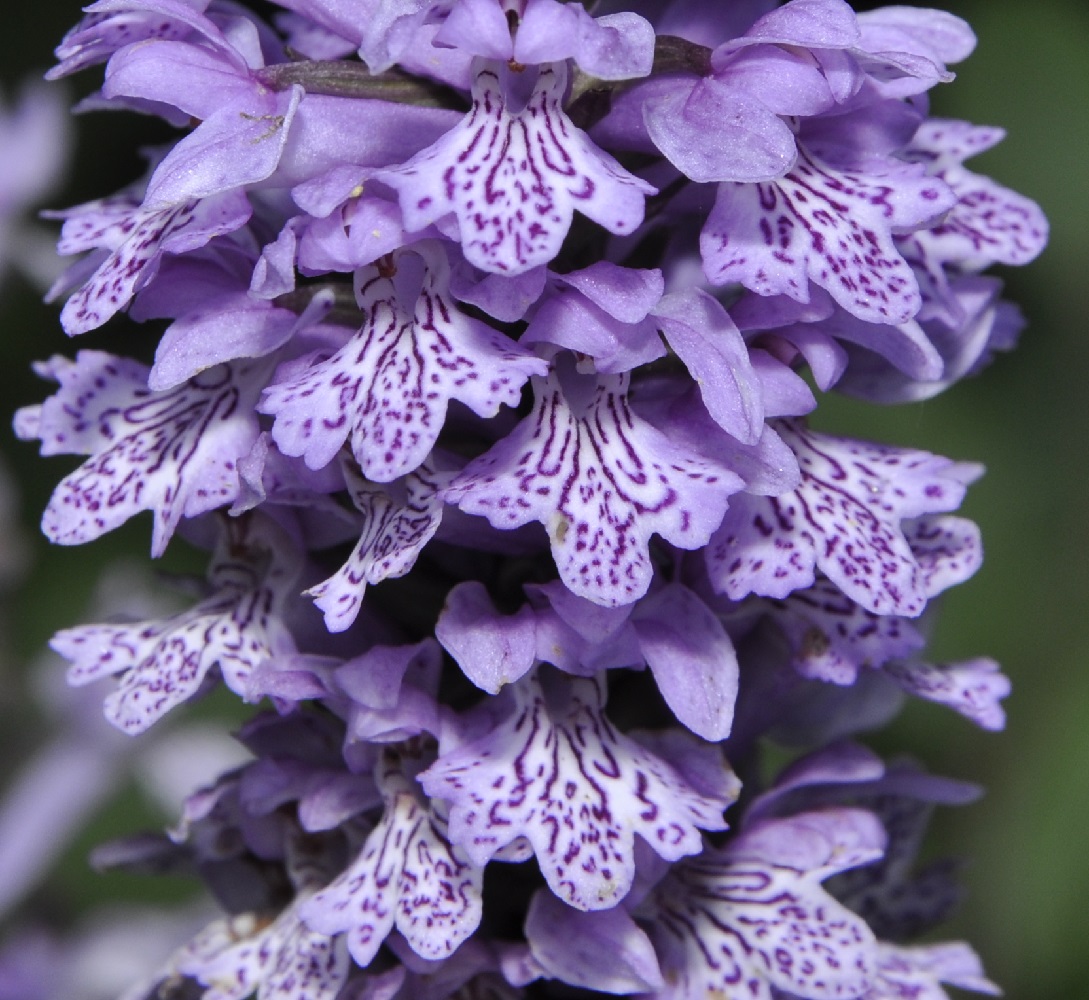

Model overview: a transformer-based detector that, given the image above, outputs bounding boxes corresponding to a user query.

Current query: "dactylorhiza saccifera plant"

[10,1,1047,997]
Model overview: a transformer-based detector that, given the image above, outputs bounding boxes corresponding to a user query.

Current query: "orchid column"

[17,0,1046,998]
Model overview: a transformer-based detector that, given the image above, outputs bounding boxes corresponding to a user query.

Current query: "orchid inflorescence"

[14,0,1046,997]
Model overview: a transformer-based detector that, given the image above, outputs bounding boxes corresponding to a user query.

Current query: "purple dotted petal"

[261,244,544,480]
[706,422,971,617]
[378,60,655,275]
[446,365,743,607]
[300,748,482,968]
[53,518,298,733]
[702,145,955,325]
[308,457,450,633]
[419,670,733,911]
[30,351,264,555]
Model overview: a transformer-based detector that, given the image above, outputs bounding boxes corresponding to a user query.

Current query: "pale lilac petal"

[654,288,764,444]
[420,671,732,910]
[261,244,545,480]
[378,61,655,275]
[644,77,798,184]
[308,458,449,632]
[525,890,664,993]
[724,0,861,50]
[885,657,1009,731]
[446,366,743,607]
[53,518,298,733]
[59,192,252,335]
[436,581,537,694]
[434,0,512,61]
[631,583,739,741]
[300,750,483,966]
[516,2,655,81]
[706,422,970,616]
[702,147,955,325]
[25,352,264,555]
[648,809,882,1000]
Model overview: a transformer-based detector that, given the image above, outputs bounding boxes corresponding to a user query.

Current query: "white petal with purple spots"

[377,60,655,275]
[420,670,733,911]
[260,244,544,480]
[446,364,743,607]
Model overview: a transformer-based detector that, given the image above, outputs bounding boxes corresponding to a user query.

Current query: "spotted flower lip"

[376,59,656,275]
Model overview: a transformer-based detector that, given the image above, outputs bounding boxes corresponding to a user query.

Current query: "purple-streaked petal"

[23,352,264,554]
[647,808,882,1000]
[420,670,732,910]
[179,904,348,1000]
[702,146,955,326]
[769,577,927,685]
[377,61,655,275]
[53,517,298,733]
[706,422,971,616]
[446,365,743,607]
[885,657,1009,731]
[300,750,482,967]
[308,458,449,632]
[261,244,544,480]
[58,191,252,335]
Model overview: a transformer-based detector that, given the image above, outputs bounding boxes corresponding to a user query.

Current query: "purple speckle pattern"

[446,369,742,607]
[58,190,251,335]
[378,61,655,275]
[300,748,483,967]
[53,517,296,733]
[178,906,348,1000]
[419,671,731,911]
[260,245,545,480]
[702,146,954,326]
[768,577,927,686]
[28,351,262,556]
[647,811,880,1000]
[885,657,1010,731]
[706,421,969,617]
[868,941,1001,999]
[308,457,450,633]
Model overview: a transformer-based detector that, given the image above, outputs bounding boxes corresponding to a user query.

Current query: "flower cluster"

[15,0,1045,997]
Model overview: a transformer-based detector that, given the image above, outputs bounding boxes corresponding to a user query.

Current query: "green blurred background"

[1,2,1087,997]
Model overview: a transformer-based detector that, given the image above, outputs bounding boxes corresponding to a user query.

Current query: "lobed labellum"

[308,457,450,633]
[702,146,954,326]
[260,246,544,481]
[706,422,970,617]
[769,576,927,686]
[885,657,1009,731]
[300,750,483,968]
[57,190,252,335]
[28,351,264,556]
[446,367,743,607]
[54,519,296,733]
[377,60,655,275]
[419,671,732,911]
[870,941,1000,999]
[647,812,881,1000]
[178,905,348,1000]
